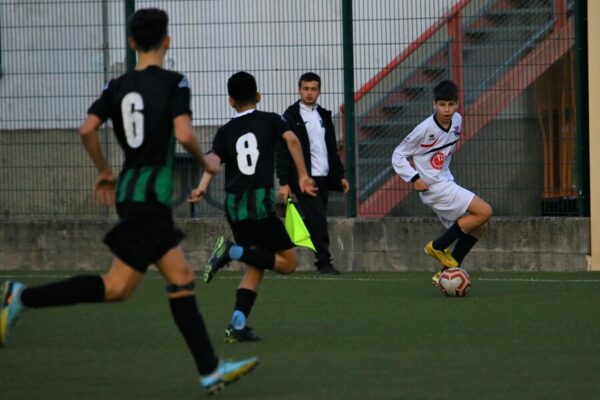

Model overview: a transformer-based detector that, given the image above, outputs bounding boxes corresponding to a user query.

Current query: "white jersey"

[391,113,462,186]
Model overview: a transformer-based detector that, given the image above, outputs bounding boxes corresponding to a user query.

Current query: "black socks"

[452,234,479,266]
[239,248,275,270]
[234,288,258,319]
[433,221,464,250]
[20,275,105,308]
[169,296,219,376]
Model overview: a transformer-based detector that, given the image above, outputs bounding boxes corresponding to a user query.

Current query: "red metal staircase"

[345,0,574,217]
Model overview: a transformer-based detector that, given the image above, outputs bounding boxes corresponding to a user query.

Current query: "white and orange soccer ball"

[439,268,471,297]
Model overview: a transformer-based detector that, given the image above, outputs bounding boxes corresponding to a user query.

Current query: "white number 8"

[121,92,144,148]
[236,132,259,175]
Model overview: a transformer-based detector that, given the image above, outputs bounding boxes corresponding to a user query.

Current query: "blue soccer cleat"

[0,280,26,347]
[200,356,260,396]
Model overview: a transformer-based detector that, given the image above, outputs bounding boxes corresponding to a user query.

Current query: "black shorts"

[104,202,184,273]
[228,215,294,252]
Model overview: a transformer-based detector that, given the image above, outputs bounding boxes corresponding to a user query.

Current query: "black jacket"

[276,101,346,193]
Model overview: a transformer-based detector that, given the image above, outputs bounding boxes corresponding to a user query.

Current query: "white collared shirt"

[299,102,329,176]
[234,109,256,118]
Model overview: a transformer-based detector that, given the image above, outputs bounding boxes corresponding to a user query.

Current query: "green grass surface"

[1,271,600,399]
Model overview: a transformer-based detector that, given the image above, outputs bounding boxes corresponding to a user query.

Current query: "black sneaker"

[224,324,263,343]
[317,266,341,275]
[204,236,234,283]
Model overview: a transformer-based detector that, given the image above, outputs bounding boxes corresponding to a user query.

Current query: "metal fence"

[0,0,586,219]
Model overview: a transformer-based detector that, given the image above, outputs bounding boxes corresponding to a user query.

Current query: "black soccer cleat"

[224,324,263,343]
[316,265,341,275]
[204,236,234,283]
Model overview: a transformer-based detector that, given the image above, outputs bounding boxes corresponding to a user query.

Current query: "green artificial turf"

[1,271,599,399]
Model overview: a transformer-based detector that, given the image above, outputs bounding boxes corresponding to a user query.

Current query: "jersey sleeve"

[273,114,289,138]
[169,75,192,119]
[211,127,227,160]
[391,124,425,183]
[87,81,112,122]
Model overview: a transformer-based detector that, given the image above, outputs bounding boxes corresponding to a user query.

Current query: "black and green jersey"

[212,110,288,222]
[88,66,191,206]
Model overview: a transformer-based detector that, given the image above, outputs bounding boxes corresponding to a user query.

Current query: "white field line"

[0,274,599,283]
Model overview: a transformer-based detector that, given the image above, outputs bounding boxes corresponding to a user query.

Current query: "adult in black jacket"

[276,72,349,275]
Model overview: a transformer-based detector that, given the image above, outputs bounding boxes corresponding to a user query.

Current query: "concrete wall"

[0,217,590,272]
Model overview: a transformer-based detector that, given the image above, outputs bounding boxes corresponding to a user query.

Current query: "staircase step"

[485,7,552,18]
[378,100,433,117]
[465,26,541,36]
[463,42,532,52]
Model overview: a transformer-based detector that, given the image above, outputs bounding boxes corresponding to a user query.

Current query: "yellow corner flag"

[285,198,316,252]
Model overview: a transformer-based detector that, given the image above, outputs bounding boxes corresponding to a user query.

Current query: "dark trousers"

[295,176,332,269]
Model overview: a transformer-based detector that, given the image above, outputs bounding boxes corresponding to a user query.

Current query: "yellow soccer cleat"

[432,271,442,287]
[424,241,459,268]
[200,357,260,396]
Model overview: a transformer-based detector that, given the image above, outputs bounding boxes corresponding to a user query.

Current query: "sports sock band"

[229,245,244,260]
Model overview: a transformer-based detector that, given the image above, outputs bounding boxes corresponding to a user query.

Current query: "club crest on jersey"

[430,151,446,170]
[453,126,460,137]
[178,76,190,88]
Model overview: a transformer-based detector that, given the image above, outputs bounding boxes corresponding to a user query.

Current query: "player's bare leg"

[457,196,492,233]
[101,259,144,301]
[448,198,492,274]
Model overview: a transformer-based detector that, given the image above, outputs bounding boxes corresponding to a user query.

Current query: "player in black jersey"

[188,71,317,342]
[0,9,258,395]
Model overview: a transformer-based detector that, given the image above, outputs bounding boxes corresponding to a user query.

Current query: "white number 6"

[121,92,144,148]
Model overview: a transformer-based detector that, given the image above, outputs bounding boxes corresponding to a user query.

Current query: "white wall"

[0,0,457,129]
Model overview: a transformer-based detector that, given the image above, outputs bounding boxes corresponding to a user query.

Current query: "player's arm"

[276,113,294,181]
[283,130,317,196]
[276,140,293,201]
[391,129,428,192]
[80,114,111,173]
[188,154,220,203]
[174,114,220,175]
[79,114,116,205]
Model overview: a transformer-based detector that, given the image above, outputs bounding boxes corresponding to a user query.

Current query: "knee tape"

[165,281,196,294]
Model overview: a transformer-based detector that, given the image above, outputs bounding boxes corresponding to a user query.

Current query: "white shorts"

[419,181,475,228]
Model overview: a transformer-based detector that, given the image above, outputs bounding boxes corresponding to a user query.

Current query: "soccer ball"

[439,268,471,297]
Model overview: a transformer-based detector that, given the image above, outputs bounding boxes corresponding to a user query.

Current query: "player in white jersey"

[391,80,492,285]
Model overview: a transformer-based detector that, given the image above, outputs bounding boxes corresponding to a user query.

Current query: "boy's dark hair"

[434,80,458,102]
[228,71,258,104]
[298,72,321,89]
[128,8,168,52]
